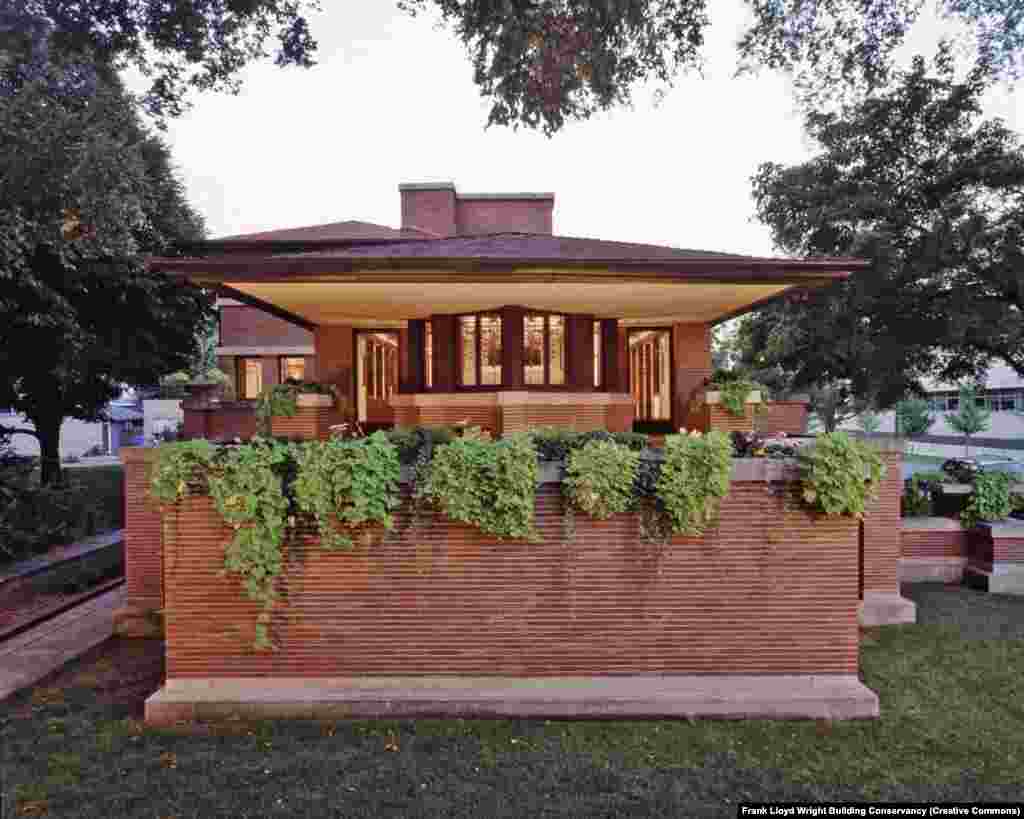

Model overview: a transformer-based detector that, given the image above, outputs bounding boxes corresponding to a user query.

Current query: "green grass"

[1,585,1023,816]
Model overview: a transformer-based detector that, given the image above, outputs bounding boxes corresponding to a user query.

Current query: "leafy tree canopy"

[739,49,1024,406]
[1,0,318,118]
[0,61,215,484]
[399,0,1023,134]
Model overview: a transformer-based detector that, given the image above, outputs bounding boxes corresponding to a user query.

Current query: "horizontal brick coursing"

[269,408,343,441]
[121,448,163,611]
[757,402,809,436]
[901,528,968,559]
[862,452,903,595]
[162,482,861,680]
[705,405,756,434]
[968,529,1024,572]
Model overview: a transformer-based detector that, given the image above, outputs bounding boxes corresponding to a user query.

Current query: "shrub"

[530,427,580,462]
[798,432,885,518]
[901,471,945,517]
[609,431,649,451]
[656,430,733,535]
[706,370,765,417]
[386,426,457,465]
[564,440,640,520]
[962,471,1013,528]
[420,433,539,540]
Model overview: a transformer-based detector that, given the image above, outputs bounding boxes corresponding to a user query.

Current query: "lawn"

[1,585,1023,817]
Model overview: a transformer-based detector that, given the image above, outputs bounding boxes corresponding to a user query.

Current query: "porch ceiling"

[222,280,794,325]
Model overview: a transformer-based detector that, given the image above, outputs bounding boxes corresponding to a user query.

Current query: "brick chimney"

[399,182,457,237]
[400,182,555,237]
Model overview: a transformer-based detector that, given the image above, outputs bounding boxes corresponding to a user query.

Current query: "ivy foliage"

[564,440,640,520]
[797,432,885,518]
[292,432,401,550]
[150,434,401,650]
[530,427,649,461]
[420,433,540,541]
[962,471,1013,529]
[656,430,733,536]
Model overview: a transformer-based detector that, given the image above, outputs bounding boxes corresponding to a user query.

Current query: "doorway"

[628,329,672,425]
[355,331,399,423]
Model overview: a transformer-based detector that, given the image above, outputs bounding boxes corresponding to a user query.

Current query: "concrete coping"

[0,530,124,587]
[900,516,965,532]
[938,482,1024,495]
[976,519,1024,537]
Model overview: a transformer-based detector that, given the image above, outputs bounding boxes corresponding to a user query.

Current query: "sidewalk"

[0,585,126,701]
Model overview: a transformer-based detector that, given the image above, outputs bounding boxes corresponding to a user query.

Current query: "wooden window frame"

[523,309,567,387]
[456,312,502,388]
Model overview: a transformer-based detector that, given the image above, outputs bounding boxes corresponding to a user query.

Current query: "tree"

[742,51,1024,401]
[1,0,317,119]
[946,384,991,456]
[806,382,862,433]
[895,397,935,438]
[0,63,215,485]
[399,0,1023,134]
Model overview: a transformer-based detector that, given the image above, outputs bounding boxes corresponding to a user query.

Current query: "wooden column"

[502,306,525,388]
[566,315,595,390]
[430,315,457,391]
[600,319,620,391]
[404,321,425,393]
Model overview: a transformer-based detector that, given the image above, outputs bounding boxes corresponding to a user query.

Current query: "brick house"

[159,182,855,436]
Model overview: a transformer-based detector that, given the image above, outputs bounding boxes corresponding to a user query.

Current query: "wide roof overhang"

[150,248,867,330]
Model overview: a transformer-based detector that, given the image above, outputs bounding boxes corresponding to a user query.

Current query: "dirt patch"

[7,637,164,720]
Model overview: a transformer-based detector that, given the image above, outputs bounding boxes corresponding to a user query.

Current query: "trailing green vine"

[564,439,640,520]
[655,430,733,535]
[291,431,401,549]
[961,471,1013,528]
[797,432,885,518]
[150,434,401,651]
[420,432,540,541]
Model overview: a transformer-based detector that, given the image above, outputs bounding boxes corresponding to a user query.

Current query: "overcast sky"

[130,1,1023,257]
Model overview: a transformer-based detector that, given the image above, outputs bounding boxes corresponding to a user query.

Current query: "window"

[524,313,565,386]
[280,357,305,383]
[239,358,263,399]
[457,313,502,386]
[593,320,602,388]
[424,321,433,388]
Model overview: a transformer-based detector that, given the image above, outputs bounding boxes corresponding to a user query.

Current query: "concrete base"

[965,564,1024,596]
[145,674,880,725]
[858,592,917,626]
[112,605,164,638]
[898,557,966,584]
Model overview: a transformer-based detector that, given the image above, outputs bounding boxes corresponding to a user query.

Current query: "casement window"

[593,320,602,388]
[280,357,305,383]
[524,313,565,386]
[424,321,433,388]
[457,313,502,386]
[239,358,263,399]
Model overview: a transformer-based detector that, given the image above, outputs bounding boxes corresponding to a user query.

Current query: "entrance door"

[355,331,399,424]
[628,329,672,425]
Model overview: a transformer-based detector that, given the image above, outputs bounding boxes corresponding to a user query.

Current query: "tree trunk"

[33,415,63,487]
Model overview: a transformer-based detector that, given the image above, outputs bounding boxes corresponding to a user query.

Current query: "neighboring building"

[0,389,144,459]
[153,180,861,437]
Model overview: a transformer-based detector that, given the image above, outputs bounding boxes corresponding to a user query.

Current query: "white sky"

[129,0,1022,257]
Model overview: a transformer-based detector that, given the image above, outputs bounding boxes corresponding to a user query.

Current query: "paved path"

[0,585,126,701]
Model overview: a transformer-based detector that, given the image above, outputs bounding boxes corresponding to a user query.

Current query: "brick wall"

[704,404,756,434]
[220,305,313,347]
[314,325,355,414]
[456,198,553,235]
[269,407,345,441]
[161,478,861,679]
[757,401,809,436]
[120,448,162,612]
[901,525,968,559]
[861,448,903,597]
[672,323,712,432]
